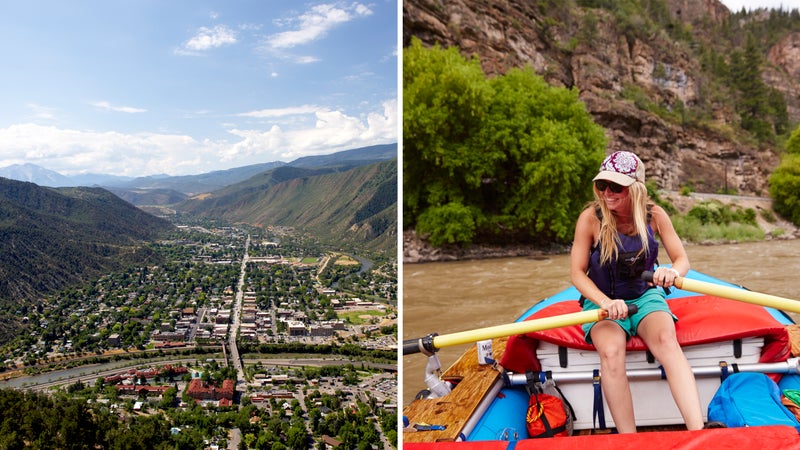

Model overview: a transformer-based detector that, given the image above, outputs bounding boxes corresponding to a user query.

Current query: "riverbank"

[404,192,800,264]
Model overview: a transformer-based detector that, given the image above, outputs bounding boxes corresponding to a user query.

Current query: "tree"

[769,153,800,225]
[403,38,493,234]
[729,32,787,142]
[770,126,800,225]
[287,426,307,450]
[786,125,800,155]
[404,38,607,246]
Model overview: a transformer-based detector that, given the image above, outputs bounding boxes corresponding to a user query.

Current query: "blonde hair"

[592,181,650,265]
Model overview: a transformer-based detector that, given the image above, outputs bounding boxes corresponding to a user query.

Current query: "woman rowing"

[569,151,704,433]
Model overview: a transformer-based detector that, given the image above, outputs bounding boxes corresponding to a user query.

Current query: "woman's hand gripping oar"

[641,271,800,314]
[403,304,639,355]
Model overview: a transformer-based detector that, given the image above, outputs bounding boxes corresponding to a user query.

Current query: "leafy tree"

[770,127,800,225]
[476,67,607,241]
[404,38,606,246]
[287,425,307,450]
[403,37,493,233]
[786,125,800,155]
[771,171,800,223]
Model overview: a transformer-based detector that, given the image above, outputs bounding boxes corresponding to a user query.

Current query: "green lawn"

[338,310,385,324]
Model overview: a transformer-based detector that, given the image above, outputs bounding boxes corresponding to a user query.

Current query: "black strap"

[524,370,540,396]
[558,346,568,368]
[593,369,606,429]
[733,339,742,358]
[533,390,555,437]
[529,387,568,438]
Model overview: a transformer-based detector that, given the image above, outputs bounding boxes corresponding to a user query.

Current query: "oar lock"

[418,333,438,356]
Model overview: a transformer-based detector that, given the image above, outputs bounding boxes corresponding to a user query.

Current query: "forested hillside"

[178,159,397,254]
[404,0,800,247]
[0,178,172,342]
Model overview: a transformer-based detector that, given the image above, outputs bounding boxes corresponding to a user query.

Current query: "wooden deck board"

[403,337,508,443]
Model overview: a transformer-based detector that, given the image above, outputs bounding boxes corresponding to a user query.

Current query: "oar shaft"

[433,309,607,349]
[403,308,618,355]
[675,277,800,314]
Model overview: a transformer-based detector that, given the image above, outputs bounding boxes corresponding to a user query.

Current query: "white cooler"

[535,337,765,429]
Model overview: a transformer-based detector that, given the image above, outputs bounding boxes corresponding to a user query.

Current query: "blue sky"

[719,0,799,11]
[0,1,398,177]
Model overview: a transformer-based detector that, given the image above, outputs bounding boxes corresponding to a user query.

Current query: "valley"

[0,220,397,449]
[0,145,399,449]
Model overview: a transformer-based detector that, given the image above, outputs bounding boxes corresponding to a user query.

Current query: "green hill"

[0,178,173,342]
[177,159,397,254]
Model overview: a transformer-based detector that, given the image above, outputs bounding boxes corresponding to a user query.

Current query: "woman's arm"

[650,204,689,286]
[570,208,613,309]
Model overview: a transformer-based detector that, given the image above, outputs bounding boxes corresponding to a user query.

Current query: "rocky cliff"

[404,0,800,196]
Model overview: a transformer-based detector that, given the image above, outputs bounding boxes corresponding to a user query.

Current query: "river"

[402,239,800,406]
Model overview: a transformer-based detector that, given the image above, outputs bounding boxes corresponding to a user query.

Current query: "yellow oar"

[403,305,637,355]
[643,271,800,314]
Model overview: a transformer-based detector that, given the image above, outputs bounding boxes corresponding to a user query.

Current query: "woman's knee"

[638,314,678,347]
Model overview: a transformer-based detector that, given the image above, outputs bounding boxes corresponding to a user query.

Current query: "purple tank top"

[588,226,658,300]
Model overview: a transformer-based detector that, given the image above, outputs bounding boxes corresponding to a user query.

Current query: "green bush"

[686,200,757,227]
[416,202,477,247]
[769,153,800,226]
[788,126,800,155]
[672,214,765,242]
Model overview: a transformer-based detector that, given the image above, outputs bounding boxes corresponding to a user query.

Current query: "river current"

[402,239,800,406]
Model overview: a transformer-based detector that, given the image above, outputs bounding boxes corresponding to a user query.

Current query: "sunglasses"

[595,180,625,193]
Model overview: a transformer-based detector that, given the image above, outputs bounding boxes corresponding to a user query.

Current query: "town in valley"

[0,221,398,449]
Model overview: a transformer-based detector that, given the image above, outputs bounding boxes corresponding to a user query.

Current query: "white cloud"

[0,123,207,176]
[238,105,321,118]
[91,101,147,114]
[266,3,373,49]
[26,103,57,121]
[294,55,321,64]
[719,1,798,11]
[0,99,397,176]
[177,25,237,54]
[223,98,396,161]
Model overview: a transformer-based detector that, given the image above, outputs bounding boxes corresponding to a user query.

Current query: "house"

[115,385,170,397]
[288,321,306,337]
[186,379,235,403]
[321,435,342,450]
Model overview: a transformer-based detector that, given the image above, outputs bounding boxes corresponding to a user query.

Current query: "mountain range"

[0,144,397,196]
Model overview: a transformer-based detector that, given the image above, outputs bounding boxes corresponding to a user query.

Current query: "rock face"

[766,32,800,123]
[403,0,800,196]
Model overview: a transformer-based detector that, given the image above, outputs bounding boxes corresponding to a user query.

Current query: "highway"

[226,234,249,385]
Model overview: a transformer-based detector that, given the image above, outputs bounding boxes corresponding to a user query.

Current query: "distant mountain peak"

[0,163,72,186]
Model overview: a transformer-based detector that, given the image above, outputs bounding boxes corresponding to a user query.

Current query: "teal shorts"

[582,288,677,344]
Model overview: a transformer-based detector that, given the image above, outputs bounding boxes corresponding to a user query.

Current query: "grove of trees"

[403,38,608,247]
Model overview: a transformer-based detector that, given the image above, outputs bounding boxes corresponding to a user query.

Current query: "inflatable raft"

[403,269,800,448]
